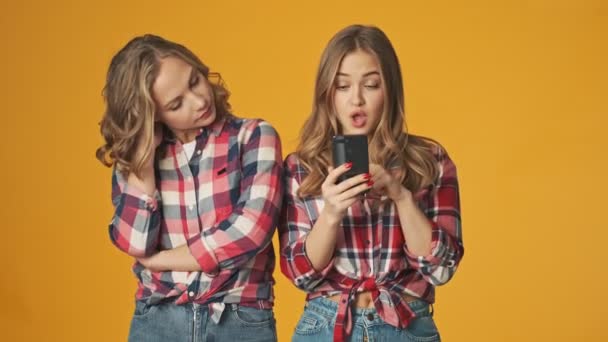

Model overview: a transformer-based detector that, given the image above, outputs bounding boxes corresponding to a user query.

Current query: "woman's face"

[152,56,216,142]
[333,49,385,136]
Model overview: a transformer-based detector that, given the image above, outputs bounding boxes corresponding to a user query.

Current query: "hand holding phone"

[332,135,369,183]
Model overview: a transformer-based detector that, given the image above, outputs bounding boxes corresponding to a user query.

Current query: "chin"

[346,128,370,136]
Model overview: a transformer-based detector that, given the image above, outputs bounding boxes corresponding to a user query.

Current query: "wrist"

[320,207,343,227]
[392,186,414,205]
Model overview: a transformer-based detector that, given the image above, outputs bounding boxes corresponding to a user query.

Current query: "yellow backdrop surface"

[0,0,606,341]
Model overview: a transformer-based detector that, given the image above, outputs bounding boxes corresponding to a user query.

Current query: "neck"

[175,129,200,144]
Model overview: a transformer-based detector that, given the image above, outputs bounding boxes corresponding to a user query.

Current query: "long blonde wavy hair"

[96,34,231,177]
[296,25,440,197]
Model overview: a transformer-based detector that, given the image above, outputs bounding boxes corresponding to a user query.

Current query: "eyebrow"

[336,71,380,78]
[163,67,196,110]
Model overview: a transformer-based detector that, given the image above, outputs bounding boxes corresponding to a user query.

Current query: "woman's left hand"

[369,163,412,202]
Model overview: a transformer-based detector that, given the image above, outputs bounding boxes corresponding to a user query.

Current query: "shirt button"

[196,150,202,155]
[366,313,374,321]
[189,291,195,297]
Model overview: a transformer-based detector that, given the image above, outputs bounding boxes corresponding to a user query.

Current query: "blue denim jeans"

[292,296,440,342]
[128,301,277,342]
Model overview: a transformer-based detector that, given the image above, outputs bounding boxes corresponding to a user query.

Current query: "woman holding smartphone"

[279,25,464,342]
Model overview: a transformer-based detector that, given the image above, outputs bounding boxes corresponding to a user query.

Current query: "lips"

[196,106,212,121]
[351,111,367,128]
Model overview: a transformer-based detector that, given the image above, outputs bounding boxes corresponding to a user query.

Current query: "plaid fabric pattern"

[109,116,283,312]
[279,144,463,341]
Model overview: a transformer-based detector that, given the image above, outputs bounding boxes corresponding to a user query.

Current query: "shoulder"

[408,134,452,164]
[228,115,280,143]
[283,153,308,179]
[284,153,300,169]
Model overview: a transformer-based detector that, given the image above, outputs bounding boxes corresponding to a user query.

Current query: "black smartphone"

[332,135,369,183]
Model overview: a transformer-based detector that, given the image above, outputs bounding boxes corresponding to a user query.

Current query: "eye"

[364,82,380,89]
[190,74,200,87]
[335,84,350,91]
[170,100,182,111]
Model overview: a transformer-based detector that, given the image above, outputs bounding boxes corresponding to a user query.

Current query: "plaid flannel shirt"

[109,115,283,320]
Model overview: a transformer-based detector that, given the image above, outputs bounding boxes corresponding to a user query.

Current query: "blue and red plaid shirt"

[108,115,283,319]
[279,143,463,341]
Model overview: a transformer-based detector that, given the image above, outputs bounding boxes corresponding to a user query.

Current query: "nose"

[190,91,208,111]
[350,85,364,106]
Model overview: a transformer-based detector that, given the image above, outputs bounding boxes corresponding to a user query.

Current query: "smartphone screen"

[332,135,369,183]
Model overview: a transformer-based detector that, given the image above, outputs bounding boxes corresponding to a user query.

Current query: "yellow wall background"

[1,0,606,341]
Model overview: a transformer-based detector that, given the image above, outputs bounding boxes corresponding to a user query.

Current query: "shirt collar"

[161,113,230,145]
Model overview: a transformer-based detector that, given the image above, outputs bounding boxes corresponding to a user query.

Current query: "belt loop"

[429,303,434,317]
[231,303,238,311]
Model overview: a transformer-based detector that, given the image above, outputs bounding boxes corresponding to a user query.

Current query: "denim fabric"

[292,296,440,342]
[128,301,277,342]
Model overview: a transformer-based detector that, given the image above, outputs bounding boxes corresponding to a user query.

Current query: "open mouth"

[351,111,367,128]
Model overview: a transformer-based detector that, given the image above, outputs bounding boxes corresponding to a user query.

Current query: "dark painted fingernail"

[367,180,374,186]
[363,173,371,180]
[345,162,353,169]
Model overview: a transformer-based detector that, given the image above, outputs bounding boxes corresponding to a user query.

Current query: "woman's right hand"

[303,162,373,271]
[321,162,373,222]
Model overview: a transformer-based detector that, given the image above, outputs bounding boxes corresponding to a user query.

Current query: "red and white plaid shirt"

[279,144,463,341]
[108,115,283,320]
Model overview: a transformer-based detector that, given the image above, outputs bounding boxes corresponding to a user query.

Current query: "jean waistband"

[306,295,432,319]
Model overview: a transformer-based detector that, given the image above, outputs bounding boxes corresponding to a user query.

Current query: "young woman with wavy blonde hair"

[279,25,464,342]
[97,34,282,341]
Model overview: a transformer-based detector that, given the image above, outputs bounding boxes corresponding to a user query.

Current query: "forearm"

[110,167,161,257]
[140,244,200,272]
[304,209,341,271]
[127,165,156,197]
[395,191,433,256]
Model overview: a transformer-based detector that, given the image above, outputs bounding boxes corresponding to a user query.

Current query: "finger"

[371,173,390,189]
[337,181,373,202]
[322,166,335,193]
[325,162,353,185]
[338,197,360,211]
[370,172,386,186]
[369,165,385,179]
[322,170,343,197]
[322,182,340,198]
[334,173,370,194]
